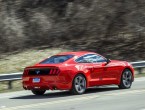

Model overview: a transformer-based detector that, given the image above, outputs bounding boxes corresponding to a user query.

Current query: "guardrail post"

[8,81,12,89]
[137,68,142,74]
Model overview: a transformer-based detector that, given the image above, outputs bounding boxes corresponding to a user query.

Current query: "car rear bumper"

[22,76,72,90]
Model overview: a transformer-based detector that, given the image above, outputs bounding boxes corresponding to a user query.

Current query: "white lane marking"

[135,78,145,82]
[105,89,145,96]
[1,89,145,110]
[135,77,145,82]
[0,90,61,99]
[0,106,6,108]
[0,92,30,99]
[1,95,100,110]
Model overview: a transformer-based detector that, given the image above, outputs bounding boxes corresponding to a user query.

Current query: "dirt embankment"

[0,0,145,61]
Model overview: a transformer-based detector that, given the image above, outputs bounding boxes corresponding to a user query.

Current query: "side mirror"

[106,58,111,64]
[102,59,111,66]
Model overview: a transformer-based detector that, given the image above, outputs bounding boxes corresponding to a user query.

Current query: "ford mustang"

[22,51,134,95]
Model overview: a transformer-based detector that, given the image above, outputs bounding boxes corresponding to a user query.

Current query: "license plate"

[33,78,40,83]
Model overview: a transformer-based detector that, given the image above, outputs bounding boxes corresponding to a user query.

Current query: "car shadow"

[10,86,119,99]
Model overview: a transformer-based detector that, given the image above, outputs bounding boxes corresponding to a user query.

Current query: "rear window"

[40,55,74,64]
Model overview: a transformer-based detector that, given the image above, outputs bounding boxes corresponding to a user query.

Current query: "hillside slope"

[0,0,145,61]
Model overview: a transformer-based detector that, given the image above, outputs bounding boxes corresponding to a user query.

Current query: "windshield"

[40,55,74,64]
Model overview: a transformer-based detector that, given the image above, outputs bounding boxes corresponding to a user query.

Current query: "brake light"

[49,68,60,75]
[22,69,29,77]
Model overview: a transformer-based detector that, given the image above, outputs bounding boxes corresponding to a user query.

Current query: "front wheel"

[31,89,46,95]
[70,74,87,95]
[118,69,133,89]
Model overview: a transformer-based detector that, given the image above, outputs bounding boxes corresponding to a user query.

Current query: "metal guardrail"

[130,61,145,74]
[0,72,22,81]
[0,61,145,89]
[130,61,145,68]
[0,72,22,89]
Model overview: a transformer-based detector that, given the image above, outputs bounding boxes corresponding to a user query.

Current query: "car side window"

[95,55,106,63]
[76,54,106,63]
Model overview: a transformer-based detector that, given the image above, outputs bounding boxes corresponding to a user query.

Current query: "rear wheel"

[31,89,46,95]
[118,69,133,89]
[71,74,86,95]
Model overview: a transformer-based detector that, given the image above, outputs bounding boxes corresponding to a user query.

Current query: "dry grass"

[0,80,23,93]
[0,48,69,74]
[135,73,145,78]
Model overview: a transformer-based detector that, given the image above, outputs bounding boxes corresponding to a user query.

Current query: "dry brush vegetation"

[0,0,145,61]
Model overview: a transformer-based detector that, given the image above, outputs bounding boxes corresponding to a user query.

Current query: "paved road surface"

[0,77,145,110]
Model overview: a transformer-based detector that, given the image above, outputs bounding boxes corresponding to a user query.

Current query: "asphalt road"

[0,77,145,110]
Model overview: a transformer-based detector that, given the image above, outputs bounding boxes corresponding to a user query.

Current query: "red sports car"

[22,51,134,95]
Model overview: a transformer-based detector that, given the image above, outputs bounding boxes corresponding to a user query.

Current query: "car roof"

[56,51,97,56]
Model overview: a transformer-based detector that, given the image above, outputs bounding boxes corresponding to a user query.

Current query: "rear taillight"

[49,68,60,75]
[23,68,60,76]
[22,69,28,77]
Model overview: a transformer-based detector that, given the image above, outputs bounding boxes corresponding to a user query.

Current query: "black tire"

[70,74,86,95]
[118,69,133,89]
[31,89,46,95]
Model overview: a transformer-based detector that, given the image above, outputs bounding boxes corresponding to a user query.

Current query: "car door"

[82,54,105,86]
[102,61,121,85]
[91,62,104,86]
[75,54,103,86]
[91,55,107,86]
[95,55,119,85]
